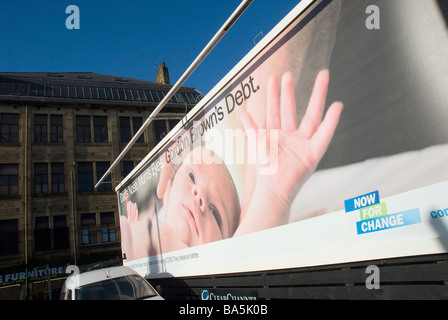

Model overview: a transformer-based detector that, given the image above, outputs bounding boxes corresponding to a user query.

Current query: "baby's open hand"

[240,70,343,209]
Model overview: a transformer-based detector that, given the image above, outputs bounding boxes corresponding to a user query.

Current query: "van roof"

[65,266,137,288]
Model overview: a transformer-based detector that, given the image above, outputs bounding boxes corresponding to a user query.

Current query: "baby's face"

[164,147,239,247]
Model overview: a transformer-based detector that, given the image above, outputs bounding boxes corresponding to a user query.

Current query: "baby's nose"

[192,185,206,212]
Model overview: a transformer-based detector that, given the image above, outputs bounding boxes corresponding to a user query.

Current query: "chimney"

[155,62,170,84]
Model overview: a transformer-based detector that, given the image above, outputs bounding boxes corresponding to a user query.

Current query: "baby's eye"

[209,205,222,232]
[188,171,195,183]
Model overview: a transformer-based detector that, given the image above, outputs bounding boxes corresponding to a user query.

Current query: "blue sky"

[0,1,301,95]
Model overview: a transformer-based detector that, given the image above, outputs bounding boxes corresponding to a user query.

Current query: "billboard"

[116,0,448,278]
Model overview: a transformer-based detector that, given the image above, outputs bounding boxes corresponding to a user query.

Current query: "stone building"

[0,66,203,299]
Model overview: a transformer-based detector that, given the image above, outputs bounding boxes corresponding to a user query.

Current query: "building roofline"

[0,72,199,91]
[0,72,203,107]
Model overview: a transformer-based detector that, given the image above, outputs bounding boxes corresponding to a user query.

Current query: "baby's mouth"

[183,203,199,237]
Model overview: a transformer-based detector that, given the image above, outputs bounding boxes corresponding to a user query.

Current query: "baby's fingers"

[298,70,330,138]
[239,109,259,135]
[280,71,297,132]
[310,101,343,161]
[266,75,280,130]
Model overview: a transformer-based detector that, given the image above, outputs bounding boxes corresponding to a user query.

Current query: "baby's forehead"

[184,147,239,204]
[189,160,232,184]
[184,146,221,164]
[186,159,237,200]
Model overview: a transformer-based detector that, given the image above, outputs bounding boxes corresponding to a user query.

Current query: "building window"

[78,162,93,192]
[105,88,113,100]
[34,114,63,143]
[80,213,117,246]
[153,118,181,144]
[98,88,106,100]
[138,90,147,102]
[93,116,108,143]
[54,215,69,250]
[122,161,134,179]
[96,162,111,191]
[168,119,180,131]
[34,114,47,143]
[50,115,63,143]
[76,115,91,143]
[69,86,76,98]
[81,213,97,245]
[28,84,37,96]
[0,164,18,196]
[53,85,61,98]
[84,86,92,99]
[51,163,65,194]
[34,163,49,194]
[37,85,45,96]
[45,85,54,97]
[2,82,12,95]
[174,93,184,103]
[91,87,99,99]
[0,113,19,143]
[35,216,70,251]
[77,115,109,143]
[34,217,51,251]
[0,219,18,256]
[117,88,126,101]
[133,117,144,143]
[101,212,116,243]
[154,91,163,102]
[125,89,133,100]
[76,86,84,99]
[34,163,64,194]
[78,162,113,192]
[61,85,69,98]
[144,90,154,102]
[119,116,144,143]
[119,117,131,143]
[154,119,168,144]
